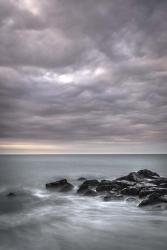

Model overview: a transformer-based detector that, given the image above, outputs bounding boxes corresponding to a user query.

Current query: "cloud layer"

[0,0,167,153]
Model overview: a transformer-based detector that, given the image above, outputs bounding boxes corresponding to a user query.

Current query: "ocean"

[0,154,167,250]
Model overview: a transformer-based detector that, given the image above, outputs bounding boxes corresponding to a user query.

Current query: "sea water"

[0,154,167,250]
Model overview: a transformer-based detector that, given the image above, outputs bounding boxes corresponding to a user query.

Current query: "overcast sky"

[0,0,167,154]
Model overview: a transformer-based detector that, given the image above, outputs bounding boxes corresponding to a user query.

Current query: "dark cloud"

[0,0,167,152]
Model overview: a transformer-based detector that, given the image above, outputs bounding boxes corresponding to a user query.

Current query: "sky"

[0,0,167,154]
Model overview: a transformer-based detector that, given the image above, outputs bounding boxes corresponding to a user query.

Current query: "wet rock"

[77,177,87,181]
[7,192,16,197]
[139,187,167,198]
[159,183,167,188]
[121,187,140,196]
[96,183,119,193]
[46,179,74,192]
[114,180,135,189]
[96,179,134,193]
[83,189,97,197]
[82,179,99,187]
[126,197,138,203]
[137,169,159,179]
[103,193,124,201]
[149,177,167,185]
[77,183,89,194]
[138,193,167,207]
[117,172,142,182]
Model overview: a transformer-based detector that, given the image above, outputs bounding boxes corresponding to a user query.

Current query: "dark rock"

[126,197,138,203]
[46,179,74,192]
[100,180,112,185]
[7,192,16,197]
[96,179,135,193]
[139,187,167,198]
[138,193,167,207]
[82,179,99,187]
[121,187,140,196]
[83,189,97,197]
[96,183,119,193]
[137,169,159,179]
[114,180,136,189]
[77,183,89,194]
[103,193,124,201]
[159,183,167,188]
[77,177,87,181]
[149,177,167,185]
[117,172,142,182]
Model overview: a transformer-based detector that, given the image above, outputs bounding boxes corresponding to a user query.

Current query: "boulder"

[82,179,99,187]
[77,177,87,181]
[96,179,135,193]
[96,183,120,193]
[138,193,167,207]
[139,187,167,198]
[77,183,89,194]
[137,169,159,179]
[126,197,138,203]
[46,179,74,192]
[117,172,142,182]
[121,187,140,196]
[83,189,97,197]
[103,193,124,201]
[7,192,16,197]
[149,177,167,185]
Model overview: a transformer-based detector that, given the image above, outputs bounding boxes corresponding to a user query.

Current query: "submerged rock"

[126,197,138,203]
[77,177,87,181]
[7,192,16,197]
[103,193,124,201]
[46,179,74,192]
[83,189,97,197]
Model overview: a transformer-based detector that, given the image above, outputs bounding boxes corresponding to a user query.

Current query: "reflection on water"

[0,154,167,250]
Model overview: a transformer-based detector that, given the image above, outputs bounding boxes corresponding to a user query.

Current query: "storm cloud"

[0,0,167,153]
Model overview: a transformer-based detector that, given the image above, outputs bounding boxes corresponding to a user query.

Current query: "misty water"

[0,154,167,250]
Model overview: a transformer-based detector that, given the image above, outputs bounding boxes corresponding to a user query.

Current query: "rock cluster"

[45,169,167,209]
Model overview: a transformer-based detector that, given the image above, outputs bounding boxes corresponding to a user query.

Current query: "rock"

[103,193,124,201]
[46,179,74,192]
[100,180,113,185]
[77,180,99,194]
[121,187,140,196]
[82,179,99,187]
[96,179,134,193]
[83,189,97,197]
[117,169,159,183]
[96,183,119,193]
[137,169,159,179]
[114,180,136,189]
[77,177,87,181]
[159,183,167,188]
[126,197,138,203]
[77,183,89,194]
[139,187,167,198]
[7,192,16,197]
[117,172,142,182]
[149,177,167,185]
[138,193,167,207]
